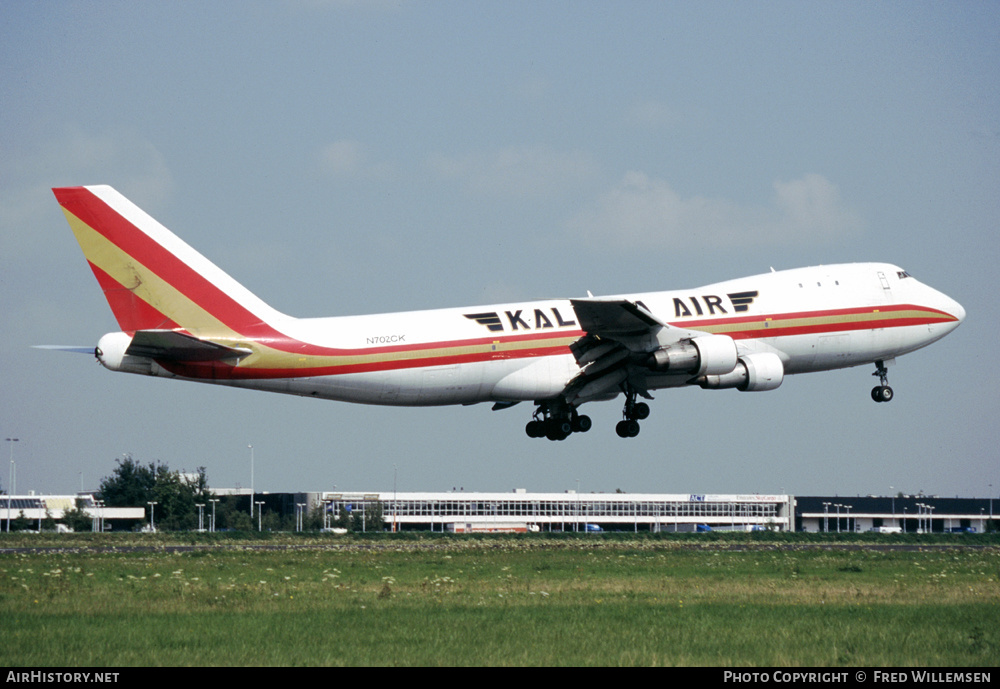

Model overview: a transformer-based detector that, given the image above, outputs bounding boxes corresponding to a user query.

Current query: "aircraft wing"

[570,297,666,335]
[569,297,704,339]
[564,298,702,404]
[125,330,252,362]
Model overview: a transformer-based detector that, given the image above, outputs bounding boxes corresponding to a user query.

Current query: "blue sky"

[2,1,997,500]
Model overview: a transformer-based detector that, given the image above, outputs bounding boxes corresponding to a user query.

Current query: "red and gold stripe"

[679,304,957,340]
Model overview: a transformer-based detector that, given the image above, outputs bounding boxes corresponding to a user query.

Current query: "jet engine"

[646,334,738,377]
[698,351,784,391]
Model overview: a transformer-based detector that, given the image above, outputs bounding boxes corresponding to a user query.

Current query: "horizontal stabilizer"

[125,330,252,362]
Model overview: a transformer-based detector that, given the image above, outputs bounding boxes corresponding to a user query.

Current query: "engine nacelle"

[647,334,738,376]
[699,351,784,392]
[96,332,152,375]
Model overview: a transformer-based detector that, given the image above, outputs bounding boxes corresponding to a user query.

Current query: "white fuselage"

[132,262,963,407]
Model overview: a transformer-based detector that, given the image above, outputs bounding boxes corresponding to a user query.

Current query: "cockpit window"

[897,270,911,279]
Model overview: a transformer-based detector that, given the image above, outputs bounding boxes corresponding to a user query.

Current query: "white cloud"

[567,172,863,250]
[320,139,365,175]
[427,146,599,199]
[0,127,174,258]
[319,139,393,179]
[772,174,862,240]
[625,101,680,129]
[45,127,174,206]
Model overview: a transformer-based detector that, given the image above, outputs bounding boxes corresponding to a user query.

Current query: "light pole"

[248,444,254,520]
[256,501,264,531]
[890,487,895,528]
[148,501,158,532]
[822,502,831,532]
[6,438,18,533]
[196,503,205,532]
[576,479,580,533]
[94,499,105,533]
[296,503,306,531]
[209,498,219,533]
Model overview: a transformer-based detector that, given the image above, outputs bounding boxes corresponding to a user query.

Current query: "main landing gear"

[525,403,592,441]
[871,359,894,403]
[525,388,652,440]
[615,389,650,438]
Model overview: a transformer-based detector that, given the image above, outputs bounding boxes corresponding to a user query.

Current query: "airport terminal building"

[305,491,995,534]
[4,490,994,534]
[316,491,794,533]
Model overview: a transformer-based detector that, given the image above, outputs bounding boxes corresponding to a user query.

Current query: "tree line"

[16,455,382,533]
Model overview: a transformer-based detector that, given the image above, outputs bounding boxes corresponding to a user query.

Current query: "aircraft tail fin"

[53,185,286,336]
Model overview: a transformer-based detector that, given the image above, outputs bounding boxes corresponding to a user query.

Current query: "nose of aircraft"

[938,290,965,325]
[929,287,965,337]
[950,299,965,323]
[950,299,966,325]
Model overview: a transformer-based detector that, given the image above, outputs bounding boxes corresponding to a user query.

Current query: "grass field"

[1,534,998,666]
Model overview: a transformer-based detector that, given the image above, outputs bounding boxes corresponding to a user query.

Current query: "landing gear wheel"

[871,385,893,403]
[870,360,894,402]
[526,402,579,440]
[525,420,545,438]
[616,420,640,438]
[619,385,651,436]
[546,418,572,441]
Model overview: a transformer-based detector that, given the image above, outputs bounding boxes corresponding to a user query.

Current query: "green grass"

[1,536,997,666]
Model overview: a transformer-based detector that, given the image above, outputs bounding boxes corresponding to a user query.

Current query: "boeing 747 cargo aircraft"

[52,186,965,439]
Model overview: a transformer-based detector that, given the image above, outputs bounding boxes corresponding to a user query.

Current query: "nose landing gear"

[871,360,894,403]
